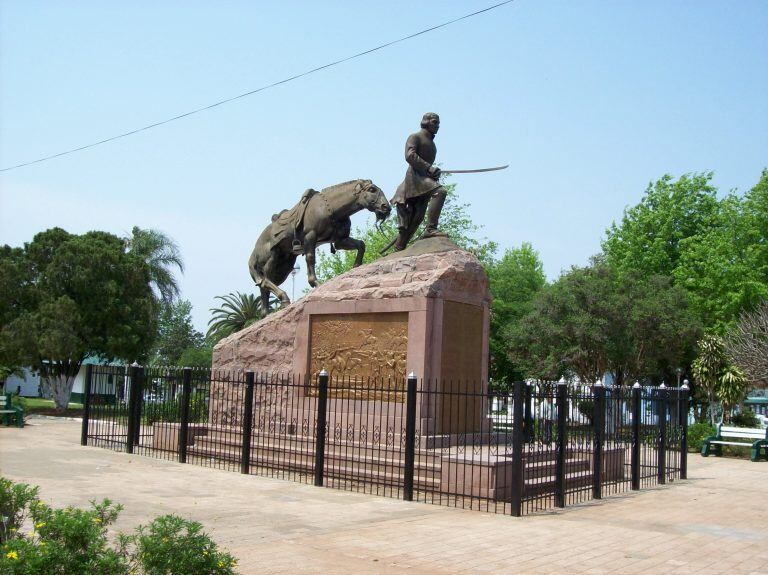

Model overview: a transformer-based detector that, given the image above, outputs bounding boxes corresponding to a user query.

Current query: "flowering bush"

[130,515,237,575]
[1,498,129,575]
[0,479,38,544]
[0,478,238,575]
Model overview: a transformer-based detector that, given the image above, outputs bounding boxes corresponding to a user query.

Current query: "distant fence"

[82,365,688,516]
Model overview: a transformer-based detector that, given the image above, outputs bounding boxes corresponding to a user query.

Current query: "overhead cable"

[1,0,514,172]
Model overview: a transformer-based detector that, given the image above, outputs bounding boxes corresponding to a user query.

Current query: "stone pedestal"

[212,236,491,435]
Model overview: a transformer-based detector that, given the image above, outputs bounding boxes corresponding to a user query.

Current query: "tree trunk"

[708,390,718,426]
[49,374,75,411]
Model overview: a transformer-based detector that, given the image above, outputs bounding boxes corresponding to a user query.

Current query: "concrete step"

[524,470,594,497]
[195,431,443,467]
[524,458,591,480]
[191,438,442,476]
[187,443,441,490]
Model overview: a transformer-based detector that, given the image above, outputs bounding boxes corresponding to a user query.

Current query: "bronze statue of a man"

[390,112,447,251]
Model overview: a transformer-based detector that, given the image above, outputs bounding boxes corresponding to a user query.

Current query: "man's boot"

[423,190,447,238]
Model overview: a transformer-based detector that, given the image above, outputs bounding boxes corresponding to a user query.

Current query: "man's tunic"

[390,128,441,205]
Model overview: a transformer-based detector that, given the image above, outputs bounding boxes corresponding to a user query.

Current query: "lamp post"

[291,264,300,301]
[676,367,683,388]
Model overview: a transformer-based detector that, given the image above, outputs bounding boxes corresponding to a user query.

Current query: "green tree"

[0,229,156,409]
[0,246,32,378]
[603,172,720,280]
[486,243,546,388]
[315,185,497,282]
[125,226,184,304]
[604,170,768,332]
[177,343,213,368]
[151,300,205,366]
[206,292,265,342]
[692,334,748,424]
[507,260,699,386]
[674,173,768,331]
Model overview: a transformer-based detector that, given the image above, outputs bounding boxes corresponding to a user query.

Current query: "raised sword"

[440,164,509,175]
[378,164,509,254]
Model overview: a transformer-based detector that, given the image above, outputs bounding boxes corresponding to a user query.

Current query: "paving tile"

[1,418,767,574]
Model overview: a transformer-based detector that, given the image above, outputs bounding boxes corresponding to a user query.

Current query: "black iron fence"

[82,365,688,516]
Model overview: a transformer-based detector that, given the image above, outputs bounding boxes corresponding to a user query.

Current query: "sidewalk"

[1,418,766,574]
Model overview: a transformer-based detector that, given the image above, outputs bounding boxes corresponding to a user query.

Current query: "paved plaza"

[1,417,766,574]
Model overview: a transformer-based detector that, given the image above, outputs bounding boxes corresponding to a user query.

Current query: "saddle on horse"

[269,188,319,254]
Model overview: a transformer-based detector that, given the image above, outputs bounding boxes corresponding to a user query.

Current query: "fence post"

[403,372,418,502]
[241,372,255,475]
[178,368,192,464]
[631,383,641,490]
[658,384,668,485]
[524,382,533,442]
[510,380,525,517]
[680,381,689,480]
[555,381,568,508]
[80,364,93,446]
[592,382,605,500]
[314,369,329,487]
[134,365,144,448]
[126,364,143,454]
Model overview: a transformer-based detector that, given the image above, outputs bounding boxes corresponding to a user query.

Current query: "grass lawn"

[15,397,84,417]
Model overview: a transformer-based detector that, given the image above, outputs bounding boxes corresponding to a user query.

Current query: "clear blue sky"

[1,1,766,332]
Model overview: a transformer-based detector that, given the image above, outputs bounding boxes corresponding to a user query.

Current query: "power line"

[1,1,514,173]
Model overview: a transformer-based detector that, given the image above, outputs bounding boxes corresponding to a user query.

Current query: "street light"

[291,264,300,301]
[676,367,683,387]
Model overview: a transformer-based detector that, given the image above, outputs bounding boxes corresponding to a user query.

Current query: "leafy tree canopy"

[604,170,768,332]
[206,292,266,342]
[603,172,720,279]
[125,226,184,304]
[486,243,546,388]
[151,299,205,366]
[507,260,700,386]
[0,228,156,409]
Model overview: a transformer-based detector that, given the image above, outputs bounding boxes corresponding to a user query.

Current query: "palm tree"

[206,292,274,341]
[125,227,184,304]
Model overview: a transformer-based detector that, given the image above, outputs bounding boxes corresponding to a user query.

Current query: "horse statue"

[248,179,391,309]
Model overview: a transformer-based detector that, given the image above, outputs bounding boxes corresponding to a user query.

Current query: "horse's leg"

[259,286,272,313]
[262,256,291,305]
[334,236,366,267]
[304,231,319,287]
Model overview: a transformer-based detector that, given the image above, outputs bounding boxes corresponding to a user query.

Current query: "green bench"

[0,393,24,428]
[701,423,767,462]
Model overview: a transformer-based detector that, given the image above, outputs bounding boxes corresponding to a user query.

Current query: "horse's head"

[357,180,391,223]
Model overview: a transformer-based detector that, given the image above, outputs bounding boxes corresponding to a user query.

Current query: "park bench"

[701,423,768,462]
[0,393,24,428]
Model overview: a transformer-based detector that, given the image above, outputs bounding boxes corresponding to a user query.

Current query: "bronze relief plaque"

[309,312,408,401]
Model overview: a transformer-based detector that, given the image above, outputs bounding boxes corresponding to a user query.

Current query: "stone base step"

[524,458,591,480]
[524,470,594,497]
[195,431,443,467]
[188,443,441,490]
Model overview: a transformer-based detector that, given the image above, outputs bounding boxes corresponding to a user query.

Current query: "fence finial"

[319,369,328,377]
[659,382,667,389]
[681,379,690,390]
[408,371,417,379]
[633,381,641,389]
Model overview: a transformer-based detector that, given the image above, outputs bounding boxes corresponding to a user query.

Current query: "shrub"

[0,478,237,575]
[0,479,38,544]
[577,399,594,425]
[730,409,760,428]
[130,515,237,575]
[1,498,129,575]
[687,422,715,452]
